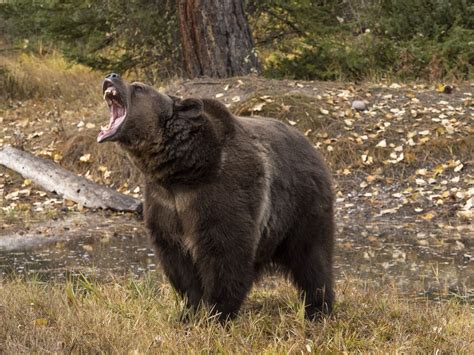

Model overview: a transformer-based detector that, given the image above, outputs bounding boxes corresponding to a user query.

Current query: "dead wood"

[0,145,142,214]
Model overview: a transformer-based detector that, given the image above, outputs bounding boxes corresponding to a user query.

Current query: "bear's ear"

[173,98,203,119]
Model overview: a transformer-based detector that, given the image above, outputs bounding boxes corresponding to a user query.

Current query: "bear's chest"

[143,185,196,246]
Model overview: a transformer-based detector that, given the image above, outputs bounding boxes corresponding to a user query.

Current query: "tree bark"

[0,146,142,214]
[177,0,261,78]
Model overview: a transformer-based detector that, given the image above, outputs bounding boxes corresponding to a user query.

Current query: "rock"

[351,100,366,111]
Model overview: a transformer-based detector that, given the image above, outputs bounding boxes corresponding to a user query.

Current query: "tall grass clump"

[0,53,101,100]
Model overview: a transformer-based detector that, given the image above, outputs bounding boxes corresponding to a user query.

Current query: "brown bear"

[98,73,335,321]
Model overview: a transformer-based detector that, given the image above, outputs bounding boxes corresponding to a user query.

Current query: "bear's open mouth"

[97,83,127,143]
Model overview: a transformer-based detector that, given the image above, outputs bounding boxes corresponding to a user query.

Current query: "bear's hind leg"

[290,247,334,319]
[279,219,334,320]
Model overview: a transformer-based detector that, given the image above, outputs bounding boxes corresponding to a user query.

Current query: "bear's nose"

[105,73,120,79]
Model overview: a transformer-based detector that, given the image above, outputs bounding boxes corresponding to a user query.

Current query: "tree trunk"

[177,0,261,78]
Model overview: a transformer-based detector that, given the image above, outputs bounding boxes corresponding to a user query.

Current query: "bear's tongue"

[97,97,126,143]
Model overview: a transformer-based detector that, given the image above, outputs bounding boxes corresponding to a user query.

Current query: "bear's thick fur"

[98,73,335,321]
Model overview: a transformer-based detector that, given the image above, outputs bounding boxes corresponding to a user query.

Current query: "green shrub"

[256,0,473,81]
[1,0,473,82]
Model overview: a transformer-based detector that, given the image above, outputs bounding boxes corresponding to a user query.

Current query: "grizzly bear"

[98,73,335,321]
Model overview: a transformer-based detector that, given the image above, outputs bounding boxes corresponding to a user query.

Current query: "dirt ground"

[0,77,472,253]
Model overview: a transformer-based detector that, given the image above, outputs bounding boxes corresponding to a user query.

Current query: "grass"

[0,52,102,101]
[0,275,472,353]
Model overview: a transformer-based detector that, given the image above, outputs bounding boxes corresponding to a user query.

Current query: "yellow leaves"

[386,150,404,164]
[281,103,291,112]
[436,84,453,94]
[376,207,400,216]
[53,153,63,163]
[344,119,354,127]
[361,152,373,165]
[79,153,92,163]
[344,108,354,118]
[22,179,32,187]
[366,175,377,183]
[82,244,94,252]
[433,164,445,176]
[416,178,427,186]
[453,163,464,172]
[463,98,474,107]
[63,199,76,207]
[457,210,473,221]
[421,211,436,221]
[34,318,48,328]
[251,102,265,112]
[5,190,19,200]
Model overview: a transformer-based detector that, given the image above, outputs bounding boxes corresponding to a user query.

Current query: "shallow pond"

[0,212,472,301]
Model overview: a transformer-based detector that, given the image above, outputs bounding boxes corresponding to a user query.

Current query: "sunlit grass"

[0,52,102,100]
[0,275,472,353]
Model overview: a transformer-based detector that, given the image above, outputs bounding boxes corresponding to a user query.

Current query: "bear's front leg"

[193,224,256,322]
[152,235,203,311]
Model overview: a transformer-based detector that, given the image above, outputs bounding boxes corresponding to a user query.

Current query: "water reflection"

[0,235,157,279]
[0,213,472,301]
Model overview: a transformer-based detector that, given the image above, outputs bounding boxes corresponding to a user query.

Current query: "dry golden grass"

[60,133,142,189]
[0,275,472,353]
[0,53,101,101]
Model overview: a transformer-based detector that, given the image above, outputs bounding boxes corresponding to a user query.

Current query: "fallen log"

[0,145,142,214]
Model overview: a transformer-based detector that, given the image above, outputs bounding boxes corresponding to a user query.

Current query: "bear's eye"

[133,85,144,93]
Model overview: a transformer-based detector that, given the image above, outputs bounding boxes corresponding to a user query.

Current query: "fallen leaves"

[79,154,92,163]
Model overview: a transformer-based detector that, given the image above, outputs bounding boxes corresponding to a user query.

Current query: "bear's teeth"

[104,87,115,99]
